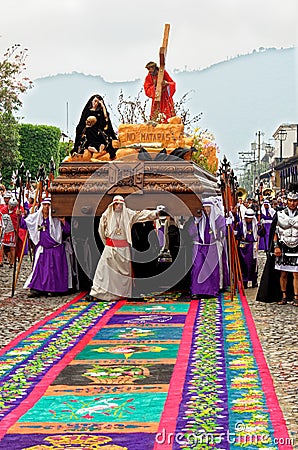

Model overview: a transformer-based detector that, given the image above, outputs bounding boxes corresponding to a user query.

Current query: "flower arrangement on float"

[191,128,219,175]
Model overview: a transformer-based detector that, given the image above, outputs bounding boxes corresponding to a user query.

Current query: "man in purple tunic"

[22,197,71,297]
[235,208,260,289]
[258,199,275,251]
[188,198,229,298]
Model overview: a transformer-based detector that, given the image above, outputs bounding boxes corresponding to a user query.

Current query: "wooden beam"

[162,23,170,54]
[155,24,170,103]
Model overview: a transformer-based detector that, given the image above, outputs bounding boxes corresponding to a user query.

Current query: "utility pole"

[257,130,262,189]
[238,150,256,195]
[251,131,264,194]
[252,142,256,194]
[66,101,69,136]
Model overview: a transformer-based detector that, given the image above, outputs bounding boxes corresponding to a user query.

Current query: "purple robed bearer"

[22,198,71,296]
[258,200,275,251]
[188,198,229,298]
[235,208,261,289]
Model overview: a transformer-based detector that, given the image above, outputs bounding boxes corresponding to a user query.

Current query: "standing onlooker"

[237,198,247,221]
[0,184,6,205]
[272,189,298,305]
[257,185,298,305]
[0,197,24,268]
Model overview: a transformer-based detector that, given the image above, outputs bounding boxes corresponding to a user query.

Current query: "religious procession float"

[49,24,219,219]
[47,25,221,290]
[50,118,219,218]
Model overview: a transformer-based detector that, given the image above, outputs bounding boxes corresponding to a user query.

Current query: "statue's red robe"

[144,70,176,122]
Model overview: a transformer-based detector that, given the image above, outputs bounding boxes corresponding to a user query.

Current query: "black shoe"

[191,294,199,299]
[28,289,42,298]
[84,294,106,302]
[84,294,95,302]
[243,282,248,289]
[252,283,258,288]
[277,298,288,305]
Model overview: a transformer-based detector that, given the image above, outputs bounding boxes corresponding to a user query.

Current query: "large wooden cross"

[154,24,170,103]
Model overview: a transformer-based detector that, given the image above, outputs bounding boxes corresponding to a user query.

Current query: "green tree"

[0,112,20,184]
[19,124,61,179]
[0,44,32,185]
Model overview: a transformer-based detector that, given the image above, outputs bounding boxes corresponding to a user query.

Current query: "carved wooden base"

[50,160,219,217]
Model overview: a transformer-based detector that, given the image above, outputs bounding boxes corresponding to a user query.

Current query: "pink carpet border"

[0,298,125,439]
[0,291,88,357]
[153,300,199,450]
[239,289,293,450]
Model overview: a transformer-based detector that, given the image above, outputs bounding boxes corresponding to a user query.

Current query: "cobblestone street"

[0,253,297,447]
[0,256,71,348]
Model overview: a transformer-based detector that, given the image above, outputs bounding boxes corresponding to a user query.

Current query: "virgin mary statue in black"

[71,94,117,158]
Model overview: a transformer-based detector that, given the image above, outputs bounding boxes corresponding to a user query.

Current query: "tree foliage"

[18,124,61,181]
[0,44,32,113]
[0,44,33,185]
[0,112,21,185]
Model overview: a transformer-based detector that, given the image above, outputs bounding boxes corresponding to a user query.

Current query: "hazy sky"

[1,0,297,82]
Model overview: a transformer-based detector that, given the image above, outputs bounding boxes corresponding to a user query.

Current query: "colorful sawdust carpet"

[0,291,293,449]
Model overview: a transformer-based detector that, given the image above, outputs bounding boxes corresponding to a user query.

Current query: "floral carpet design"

[0,292,293,449]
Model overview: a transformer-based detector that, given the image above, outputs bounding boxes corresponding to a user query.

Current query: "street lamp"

[263,142,275,158]
[238,150,257,194]
[276,129,287,162]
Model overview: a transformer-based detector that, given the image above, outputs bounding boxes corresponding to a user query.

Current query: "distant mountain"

[20,47,297,164]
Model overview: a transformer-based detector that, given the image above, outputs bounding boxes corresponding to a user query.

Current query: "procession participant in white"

[88,195,160,302]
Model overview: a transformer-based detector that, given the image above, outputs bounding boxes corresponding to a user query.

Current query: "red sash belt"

[106,237,129,247]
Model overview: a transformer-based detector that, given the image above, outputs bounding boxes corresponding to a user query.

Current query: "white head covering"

[195,198,223,245]
[203,195,225,215]
[243,208,258,240]
[8,198,18,208]
[101,195,134,244]
[25,200,62,246]
[287,192,298,200]
[202,197,223,240]
[244,208,255,218]
[261,200,275,217]
[41,197,51,204]
[110,195,125,205]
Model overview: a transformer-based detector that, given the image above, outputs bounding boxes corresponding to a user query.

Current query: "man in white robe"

[88,195,160,301]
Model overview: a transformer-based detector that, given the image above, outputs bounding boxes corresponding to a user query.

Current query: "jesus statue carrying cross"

[144,24,176,123]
